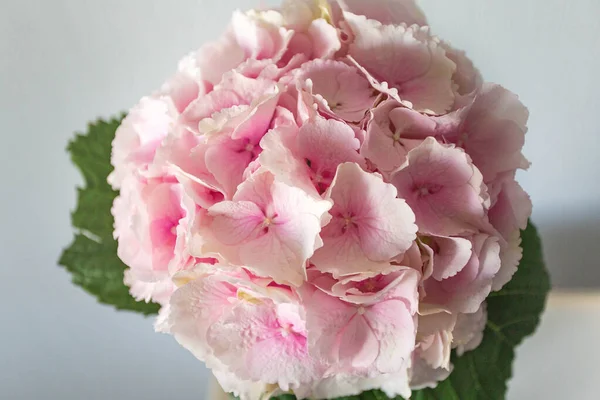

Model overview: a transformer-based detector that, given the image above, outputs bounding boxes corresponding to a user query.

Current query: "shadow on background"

[538,210,600,288]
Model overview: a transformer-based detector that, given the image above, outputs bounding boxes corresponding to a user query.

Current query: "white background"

[1,0,599,399]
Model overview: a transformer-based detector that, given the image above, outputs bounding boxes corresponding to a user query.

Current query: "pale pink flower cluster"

[110,0,531,398]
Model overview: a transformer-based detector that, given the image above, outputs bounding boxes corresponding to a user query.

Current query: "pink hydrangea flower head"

[107,1,534,396]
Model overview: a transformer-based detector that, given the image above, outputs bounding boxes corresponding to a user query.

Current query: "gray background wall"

[1,1,599,399]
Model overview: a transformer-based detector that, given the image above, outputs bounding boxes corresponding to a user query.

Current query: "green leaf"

[59,116,160,315]
[270,222,550,400]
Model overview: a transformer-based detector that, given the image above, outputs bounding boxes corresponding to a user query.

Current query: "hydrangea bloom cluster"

[109,0,531,398]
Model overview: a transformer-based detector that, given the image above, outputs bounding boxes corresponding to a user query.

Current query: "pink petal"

[409,354,452,390]
[367,299,415,373]
[181,72,276,130]
[424,234,501,313]
[166,269,239,360]
[424,235,473,281]
[207,300,318,391]
[362,100,437,173]
[345,14,456,114]
[199,171,331,286]
[160,54,204,114]
[416,311,456,370]
[312,163,417,276]
[294,59,376,121]
[442,43,482,102]
[489,178,532,240]
[418,310,456,337]
[109,96,176,188]
[154,129,226,208]
[488,177,530,291]
[181,88,243,129]
[302,286,360,366]
[337,267,419,307]
[453,302,487,356]
[443,84,530,182]
[231,10,293,61]
[391,137,490,236]
[189,29,246,86]
[165,137,224,195]
[304,268,419,375]
[230,89,280,140]
[296,118,365,193]
[208,201,265,245]
[116,177,198,306]
[205,137,258,199]
[311,228,389,277]
[492,230,523,292]
[382,267,420,314]
[419,331,453,370]
[258,125,319,197]
[337,0,427,26]
[232,168,277,208]
[339,314,379,369]
[308,18,342,59]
